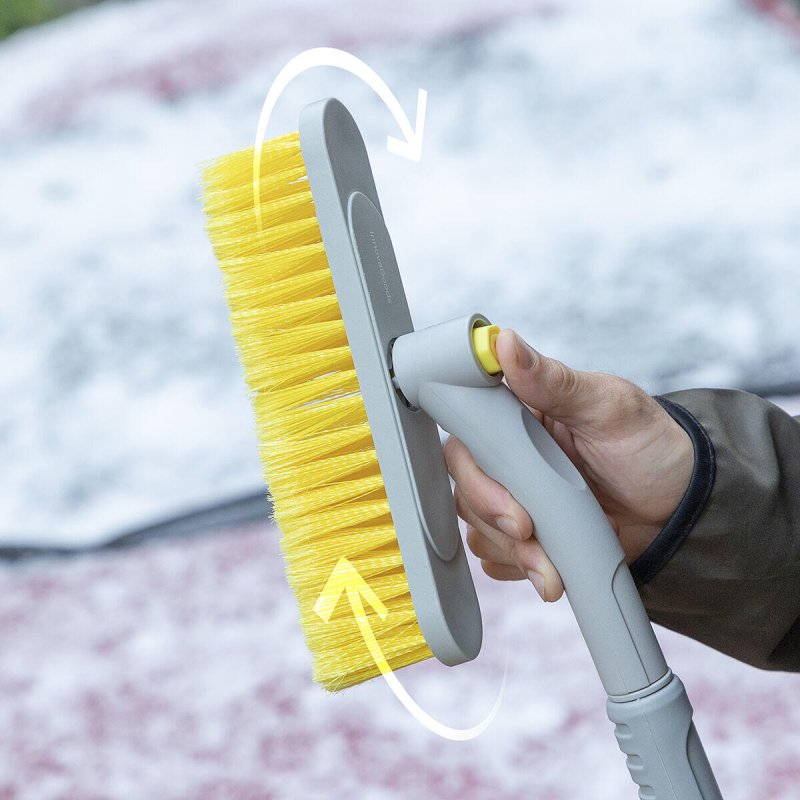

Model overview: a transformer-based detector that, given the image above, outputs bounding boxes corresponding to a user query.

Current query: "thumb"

[494,329,611,429]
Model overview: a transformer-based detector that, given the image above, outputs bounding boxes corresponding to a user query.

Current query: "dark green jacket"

[630,389,800,671]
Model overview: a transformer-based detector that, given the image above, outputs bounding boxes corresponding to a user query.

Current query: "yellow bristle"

[202,132,432,690]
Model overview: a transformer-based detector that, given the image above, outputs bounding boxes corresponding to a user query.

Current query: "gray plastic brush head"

[299,98,482,666]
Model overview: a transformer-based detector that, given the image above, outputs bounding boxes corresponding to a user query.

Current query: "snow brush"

[202,98,722,799]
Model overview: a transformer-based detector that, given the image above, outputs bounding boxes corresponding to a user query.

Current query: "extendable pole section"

[391,314,723,800]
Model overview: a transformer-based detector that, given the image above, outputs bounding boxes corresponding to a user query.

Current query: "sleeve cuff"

[629,396,716,586]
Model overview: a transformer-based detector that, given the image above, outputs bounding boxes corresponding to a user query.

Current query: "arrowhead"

[387,88,427,162]
[313,557,389,623]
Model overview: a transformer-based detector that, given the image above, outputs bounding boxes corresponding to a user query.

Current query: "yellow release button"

[472,324,502,375]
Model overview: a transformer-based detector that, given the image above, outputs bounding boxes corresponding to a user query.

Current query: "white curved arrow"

[315,557,506,741]
[252,46,427,228]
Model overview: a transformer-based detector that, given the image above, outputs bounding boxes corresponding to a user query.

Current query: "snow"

[1,522,798,799]
[0,2,799,548]
[2,4,800,797]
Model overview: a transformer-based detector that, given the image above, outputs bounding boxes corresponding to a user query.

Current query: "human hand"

[443,329,694,602]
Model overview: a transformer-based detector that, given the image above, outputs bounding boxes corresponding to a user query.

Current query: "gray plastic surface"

[298,98,482,665]
[392,314,722,796]
[299,98,721,798]
[391,314,668,697]
[608,675,722,799]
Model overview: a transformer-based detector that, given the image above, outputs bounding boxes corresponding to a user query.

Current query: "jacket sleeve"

[629,388,800,671]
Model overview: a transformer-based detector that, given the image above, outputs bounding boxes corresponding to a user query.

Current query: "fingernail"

[513,332,534,370]
[528,570,546,600]
[496,515,521,539]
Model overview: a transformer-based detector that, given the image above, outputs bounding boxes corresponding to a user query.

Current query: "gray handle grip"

[422,381,722,798]
[608,675,722,799]
[391,315,721,797]
[419,379,667,696]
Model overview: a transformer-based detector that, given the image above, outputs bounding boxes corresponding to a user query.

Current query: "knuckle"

[472,482,513,524]
[442,435,460,471]
[509,547,528,574]
[605,378,653,426]
[550,359,578,397]
[466,526,483,556]
[561,367,579,398]
[453,488,469,522]
[480,559,496,578]
[620,381,649,414]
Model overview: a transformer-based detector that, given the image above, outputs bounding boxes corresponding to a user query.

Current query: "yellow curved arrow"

[314,556,505,741]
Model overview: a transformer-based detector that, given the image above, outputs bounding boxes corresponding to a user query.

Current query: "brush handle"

[607,675,721,799]
[419,378,665,692]
[421,380,721,798]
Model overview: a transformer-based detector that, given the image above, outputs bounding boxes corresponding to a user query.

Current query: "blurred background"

[1,0,799,797]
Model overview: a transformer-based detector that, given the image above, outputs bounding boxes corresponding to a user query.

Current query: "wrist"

[657,416,695,523]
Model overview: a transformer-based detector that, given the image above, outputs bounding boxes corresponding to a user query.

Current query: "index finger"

[443,435,533,541]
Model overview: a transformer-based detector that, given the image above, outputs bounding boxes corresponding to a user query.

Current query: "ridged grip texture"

[608,676,722,799]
